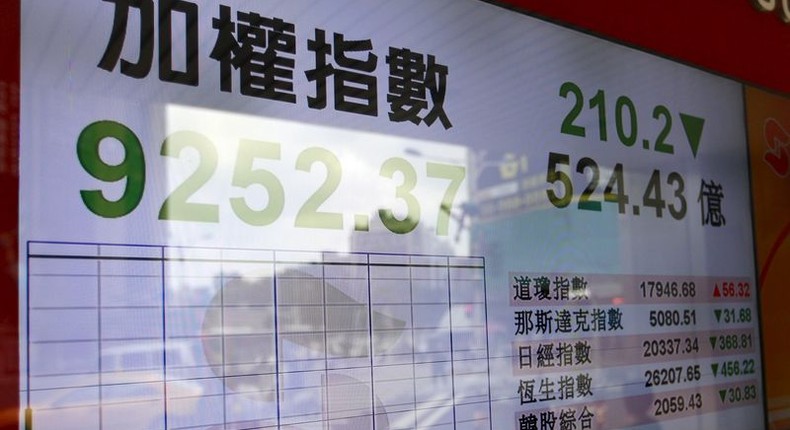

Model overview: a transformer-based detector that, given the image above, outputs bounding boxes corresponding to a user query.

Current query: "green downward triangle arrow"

[719,389,727,402]
[712,363,719,377]
[710,336,718,349]
[715,309,722,322]
[680,113,705,158]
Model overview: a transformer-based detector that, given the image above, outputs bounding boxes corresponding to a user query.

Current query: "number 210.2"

[77,120,466,235]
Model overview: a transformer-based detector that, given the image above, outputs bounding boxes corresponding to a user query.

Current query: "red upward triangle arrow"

[713,284,721,297]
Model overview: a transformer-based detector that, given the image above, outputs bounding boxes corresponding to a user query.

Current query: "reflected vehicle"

[26,379,203,430]
[26,341,203,430]
[195,254,488,429]
[201,268,406,428]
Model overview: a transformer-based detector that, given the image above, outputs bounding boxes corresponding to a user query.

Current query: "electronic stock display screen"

[19,1,765,429]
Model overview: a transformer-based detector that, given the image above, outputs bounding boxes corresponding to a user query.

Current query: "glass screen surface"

[19,1,764,429]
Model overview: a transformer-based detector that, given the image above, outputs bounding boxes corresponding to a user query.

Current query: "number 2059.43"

[76,120,466,235]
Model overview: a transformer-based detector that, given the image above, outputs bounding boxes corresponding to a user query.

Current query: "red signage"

[496,0,790,95]
[0,0,19,427]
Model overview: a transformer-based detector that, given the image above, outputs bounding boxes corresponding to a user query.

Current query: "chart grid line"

[366,253,376,430]
[272,251,281,430]
[25,241,491,430]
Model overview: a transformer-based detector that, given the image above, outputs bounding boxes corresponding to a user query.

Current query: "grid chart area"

[25,241,492,430]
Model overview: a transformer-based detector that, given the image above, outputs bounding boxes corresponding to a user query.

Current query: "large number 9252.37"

[76,120,466,235]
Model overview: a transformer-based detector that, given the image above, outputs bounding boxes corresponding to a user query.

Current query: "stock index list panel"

[20,0,764,429]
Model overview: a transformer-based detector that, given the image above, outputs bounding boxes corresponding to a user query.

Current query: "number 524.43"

[545,151,687,220]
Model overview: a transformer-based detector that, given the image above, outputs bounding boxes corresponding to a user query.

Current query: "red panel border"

[493,0,790,96]
[0,0,20,428]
